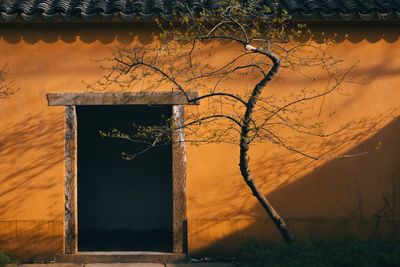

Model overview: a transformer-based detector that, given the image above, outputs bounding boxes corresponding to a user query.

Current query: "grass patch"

[241,237,400,267]
[0,251,9,267]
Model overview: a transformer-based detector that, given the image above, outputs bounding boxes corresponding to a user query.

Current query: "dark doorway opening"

[76,105,173,252]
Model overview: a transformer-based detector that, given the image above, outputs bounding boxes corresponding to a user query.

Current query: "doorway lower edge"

[55,251,187,263]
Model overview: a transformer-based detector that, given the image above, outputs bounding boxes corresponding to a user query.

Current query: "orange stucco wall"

[0,23,399,260]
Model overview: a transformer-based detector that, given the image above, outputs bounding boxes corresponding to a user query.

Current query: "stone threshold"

[7,263,239,267]
[55,252,187,264]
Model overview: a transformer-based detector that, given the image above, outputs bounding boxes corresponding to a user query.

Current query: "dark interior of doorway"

[76,105,173,252]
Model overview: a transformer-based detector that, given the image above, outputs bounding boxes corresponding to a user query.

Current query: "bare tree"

[94,0,355,243]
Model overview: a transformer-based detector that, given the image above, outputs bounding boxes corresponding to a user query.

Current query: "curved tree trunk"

[239,45,295,243]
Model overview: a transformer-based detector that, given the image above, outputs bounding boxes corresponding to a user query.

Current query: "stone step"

[7,263,240,267]
[55,252,186,264]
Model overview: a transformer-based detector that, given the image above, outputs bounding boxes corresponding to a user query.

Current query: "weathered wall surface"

[0,23,399,260]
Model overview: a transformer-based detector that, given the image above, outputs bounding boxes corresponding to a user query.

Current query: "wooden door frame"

[47,92,198,254]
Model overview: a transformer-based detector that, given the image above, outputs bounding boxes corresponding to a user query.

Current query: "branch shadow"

[189,112,400,259]
[0,110,65,261]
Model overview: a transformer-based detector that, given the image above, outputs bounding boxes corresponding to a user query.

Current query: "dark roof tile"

[0,0,399,22]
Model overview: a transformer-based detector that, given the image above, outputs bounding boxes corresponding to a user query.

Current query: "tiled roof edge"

[0,1,399,23]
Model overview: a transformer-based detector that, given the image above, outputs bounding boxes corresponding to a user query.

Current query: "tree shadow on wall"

[190,111,400,260]
[0,110,65,261]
